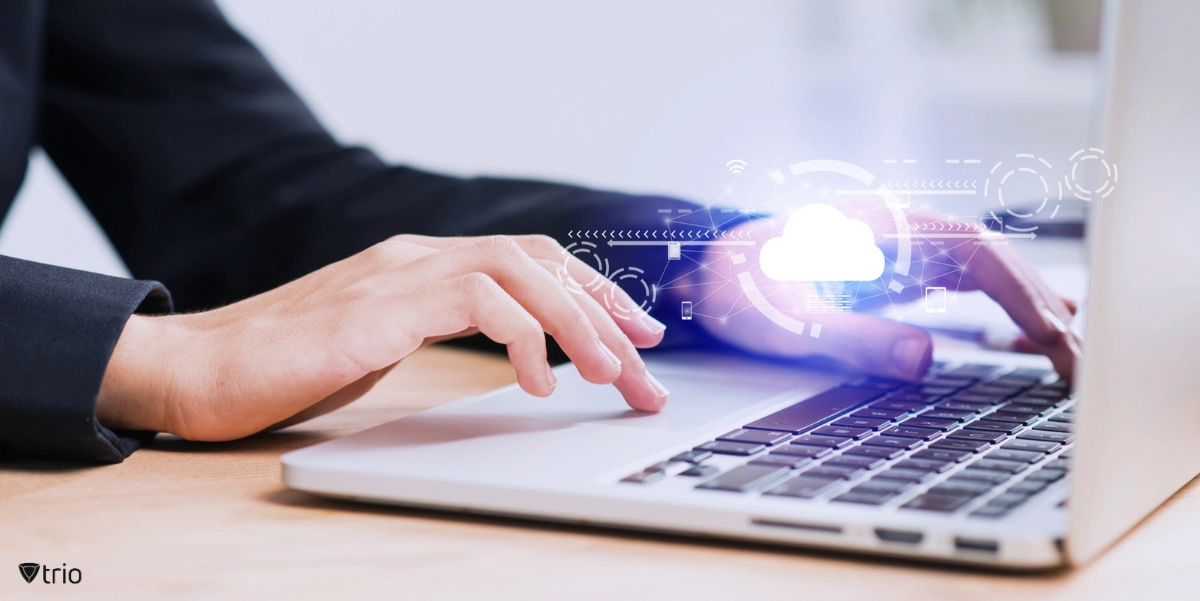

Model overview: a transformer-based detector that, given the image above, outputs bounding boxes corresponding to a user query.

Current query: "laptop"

[282,0,1200,569]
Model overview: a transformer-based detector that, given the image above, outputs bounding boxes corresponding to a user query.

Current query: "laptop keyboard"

[620,363,1073,519]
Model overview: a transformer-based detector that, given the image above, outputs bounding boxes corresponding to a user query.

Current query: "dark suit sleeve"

[0,256,172,463]
[26,0,739,462]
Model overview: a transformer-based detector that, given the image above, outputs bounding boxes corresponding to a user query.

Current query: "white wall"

[0,0,1096,277]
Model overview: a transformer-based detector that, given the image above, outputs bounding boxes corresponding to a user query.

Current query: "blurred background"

[0,0,1102,278]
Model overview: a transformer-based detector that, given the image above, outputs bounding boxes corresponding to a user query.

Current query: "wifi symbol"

[726,159,748,175]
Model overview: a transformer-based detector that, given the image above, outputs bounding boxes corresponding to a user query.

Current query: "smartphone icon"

[681,301,693,320]
[925,286,947,313]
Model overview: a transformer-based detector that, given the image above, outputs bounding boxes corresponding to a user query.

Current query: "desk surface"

[3,346,1198,600]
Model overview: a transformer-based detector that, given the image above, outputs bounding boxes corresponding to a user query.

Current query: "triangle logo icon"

[19,563,40,583]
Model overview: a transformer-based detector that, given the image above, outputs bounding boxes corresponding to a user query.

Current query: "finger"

[392,273,557,396]
[707,279,933,381]
[385,233,668,348]
[535,259,668,412]
[514,235,667,348]
[816,313,934,381]
[394,236,623,385]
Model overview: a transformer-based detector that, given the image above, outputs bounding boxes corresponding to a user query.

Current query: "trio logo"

[18,562,82,584]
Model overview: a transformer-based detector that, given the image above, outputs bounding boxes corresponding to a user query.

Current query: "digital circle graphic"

[1064,147,1118,201]
[985,153,1064,230]
[604,266,656,320]
[559,241,609,295]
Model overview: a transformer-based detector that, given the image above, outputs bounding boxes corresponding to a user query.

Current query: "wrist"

[96,314,188,434]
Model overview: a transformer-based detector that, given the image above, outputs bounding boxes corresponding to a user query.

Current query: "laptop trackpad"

[455,362,823,433]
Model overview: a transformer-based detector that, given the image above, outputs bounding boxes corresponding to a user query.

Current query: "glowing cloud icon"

[760,204,885,282]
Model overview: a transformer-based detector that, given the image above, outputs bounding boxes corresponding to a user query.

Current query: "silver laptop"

[282,0,1200,569]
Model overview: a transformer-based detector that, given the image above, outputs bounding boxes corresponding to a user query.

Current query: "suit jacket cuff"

[0,256,172,463]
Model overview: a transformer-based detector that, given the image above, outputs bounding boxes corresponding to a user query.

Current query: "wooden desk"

[3,347,1198,600]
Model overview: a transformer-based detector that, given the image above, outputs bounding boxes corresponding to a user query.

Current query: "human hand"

[96,235,669,441]
[688,213,1079,382]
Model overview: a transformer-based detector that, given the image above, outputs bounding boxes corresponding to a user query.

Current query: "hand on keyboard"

[684,213,1079,382]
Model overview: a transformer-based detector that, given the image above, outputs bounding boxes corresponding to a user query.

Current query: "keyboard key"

[869,401,925,413]
[773,444,833,458]
[1008,479,1049,495]
[824,454,887,470]
[717,429,792,446]
[1033,421,1073,434]
[750,454,815,470]
[922,376,974,389]
[952,393,1007,405]
[843,445,905,460]
[930,438,991,453]
[882,426,942,441]
[875,467,936,483]
[972,459,1029,474]
[812,425,873,440]
[1026,468,1066,482]
[833,417,890,431]
[903,494,972,512]
[803,465,865,480]
[764,476,840,499]
[918,386,958,397]
[969,505,1011,519]
[913,448,973,463]
[964,420,1022,435]
[1018,430,1074,444]
[696,465,789,492]
[1025,388,1066,400]
[936,401,990,413]
[861,436,923,451]
[832,490,896,505]
[1001,439,1060,454]
[966,385,1019,398]
[919,409,974,422]
[1048,414,1072,424]
[856,478,916,494]
[946,429,1007,444]
[998,403,1049,416]
[852,408,907,421]
[930,479,994,496]
[791,434,853,449]
[991,376,1040,388]
[696,441,765,456]
[987,492,1029,508]
[986,449,1043,464]
[889,392,937,404]
[1042,379,1071,391]
[678,465,719,477]
[950,469,1012,484]
[1045,458,1070,471]
[621,471,665,484]
[670,450,713,463]
[744,386,884,434]
[985,412,1038,426]
[946,363,1000,378]
[895,458,956,473]
[1007,396,1055,408]
[844,376,907,392]
[1004,367,1054,380]
[904,417,959,431]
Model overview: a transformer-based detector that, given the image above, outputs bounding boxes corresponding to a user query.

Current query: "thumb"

[817,313,933,381]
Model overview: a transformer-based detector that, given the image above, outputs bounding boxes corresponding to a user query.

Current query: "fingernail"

[595,340,622,371]
[544,362,557,390]
[646,371,670,399]
[642,314,667,335]
[1040,306,1070,333]
[891,337,931,379]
